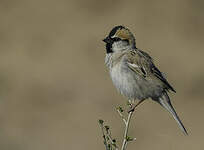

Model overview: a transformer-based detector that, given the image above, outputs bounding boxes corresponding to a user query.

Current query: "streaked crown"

[109,26,136,46]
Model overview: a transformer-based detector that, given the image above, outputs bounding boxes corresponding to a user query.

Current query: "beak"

[103,36,112,43]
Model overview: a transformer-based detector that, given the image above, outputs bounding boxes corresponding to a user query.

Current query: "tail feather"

[158,93,188,135]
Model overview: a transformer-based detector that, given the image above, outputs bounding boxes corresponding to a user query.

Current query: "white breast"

[110,61,149,100]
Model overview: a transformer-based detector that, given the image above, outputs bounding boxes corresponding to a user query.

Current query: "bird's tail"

[157,93,188,135]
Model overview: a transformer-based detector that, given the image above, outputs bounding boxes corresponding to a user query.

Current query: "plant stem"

[121,111,133,150]
[100,123,109,150]
[117,109,127,125]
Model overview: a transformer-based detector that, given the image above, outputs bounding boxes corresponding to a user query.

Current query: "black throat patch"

[105,25,125,54]
[106,43,113,53]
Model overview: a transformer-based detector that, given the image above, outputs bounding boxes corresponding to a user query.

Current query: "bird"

[102,25,188,135]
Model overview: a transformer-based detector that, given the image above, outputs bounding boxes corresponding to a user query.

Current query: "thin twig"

[105,126,119,150]
[99,121,109,150]
[117,109,127,124]
[121,110,134,150]
[106,134,119,150]
[99,102,139,150]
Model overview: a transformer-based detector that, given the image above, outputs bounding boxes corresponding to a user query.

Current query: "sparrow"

[103,25,188,135]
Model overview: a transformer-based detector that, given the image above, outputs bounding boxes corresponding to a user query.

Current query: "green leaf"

[118,106,124,113]
[126,136,133,141]
[98,119,104,125]
[104,125,110,131]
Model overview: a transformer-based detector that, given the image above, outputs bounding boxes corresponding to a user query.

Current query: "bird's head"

[103,25,136,53]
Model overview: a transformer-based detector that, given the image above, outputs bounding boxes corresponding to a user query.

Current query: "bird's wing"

[126,49,176,92]
[126,50,151,78]
[126,50,148,78]
[151,64,176,92]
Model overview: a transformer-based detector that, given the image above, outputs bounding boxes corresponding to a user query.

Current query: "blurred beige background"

[0,0,204,150]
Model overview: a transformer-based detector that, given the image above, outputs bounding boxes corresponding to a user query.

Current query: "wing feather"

[126,49,176,93]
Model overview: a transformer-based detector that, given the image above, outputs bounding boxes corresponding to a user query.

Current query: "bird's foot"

[128,107,135,113]
[128,100,145,113]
